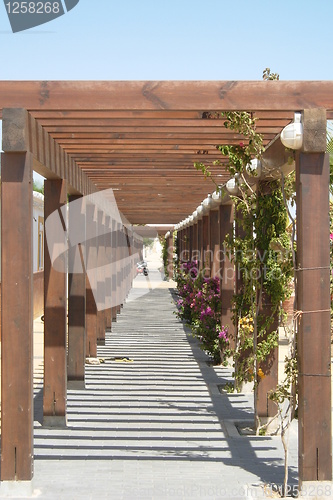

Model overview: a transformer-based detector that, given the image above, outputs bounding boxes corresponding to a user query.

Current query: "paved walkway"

[0,254,304,499]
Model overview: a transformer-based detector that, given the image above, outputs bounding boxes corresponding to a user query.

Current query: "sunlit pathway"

[30,263,298,499]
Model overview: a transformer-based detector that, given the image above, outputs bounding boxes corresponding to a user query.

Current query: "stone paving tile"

[0,271,307,499]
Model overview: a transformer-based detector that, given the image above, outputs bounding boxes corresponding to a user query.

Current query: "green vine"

[227,180,293,389]
[195,111,264,180]
[160,236,169,279]
[193,108,294,393]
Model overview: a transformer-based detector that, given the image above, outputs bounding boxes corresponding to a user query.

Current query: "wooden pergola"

[0,81,332,488]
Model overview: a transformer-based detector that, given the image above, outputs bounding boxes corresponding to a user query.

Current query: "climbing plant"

[195,104,294,387]
[160,235,169,279]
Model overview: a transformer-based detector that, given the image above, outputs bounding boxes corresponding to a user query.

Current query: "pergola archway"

[0,80,332,488]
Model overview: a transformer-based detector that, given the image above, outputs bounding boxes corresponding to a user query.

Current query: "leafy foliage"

[262,67,280,80]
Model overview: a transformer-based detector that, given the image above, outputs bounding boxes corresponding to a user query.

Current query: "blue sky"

[0,0,332,80]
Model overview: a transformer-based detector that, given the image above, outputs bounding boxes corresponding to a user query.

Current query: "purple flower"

[218,325,229,342]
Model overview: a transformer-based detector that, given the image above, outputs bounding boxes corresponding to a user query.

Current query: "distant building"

[33,191,44,273]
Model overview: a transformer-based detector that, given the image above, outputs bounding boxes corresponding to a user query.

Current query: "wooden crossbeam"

[0,81,333,111]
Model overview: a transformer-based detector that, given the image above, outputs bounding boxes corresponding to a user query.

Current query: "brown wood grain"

[1,152,34,480]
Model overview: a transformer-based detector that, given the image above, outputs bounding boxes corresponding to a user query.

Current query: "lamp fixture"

[280,112,303,150]
[246,158,262,178]
[197,204,204,218]
[225,177,239,195]
[203,193,214,210]
[212,186,223,205]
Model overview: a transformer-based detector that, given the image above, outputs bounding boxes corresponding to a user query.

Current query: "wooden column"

[124,227,132,297]
[43,179,67,427]
[210,209,220,278]
[234,208,249,392]
[255,295,279,426]
[296,150,332,482]
[192,223,198,263]
[219,204,235,348]
[1,152,34,480]
[178,229,183,263]
[183,226,189,261]
[120,226,127,305]
[188,225,193,261]
[104,215,112,331]
[111,218,118,321]
[167,234,174,278]
[197,218,203,271]
[86,204,98,358]
[182,227,188,262]
[116,222,122,315]
[68,195,86,390]
[202,214,210,277]
[97,210,106,345]
[255,182,279,427]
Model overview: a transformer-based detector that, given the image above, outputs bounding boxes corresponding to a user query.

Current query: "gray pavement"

[0,256,323,499]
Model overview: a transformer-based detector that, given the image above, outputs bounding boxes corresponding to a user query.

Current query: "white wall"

[33,192,44,273]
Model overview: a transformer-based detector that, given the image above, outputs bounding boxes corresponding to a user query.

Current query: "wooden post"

[210,209,220,278]
[197,218,203,271]
[97,210,106,345]
[104,215,112,331]
[43,179,68,427]
[219,204,235,348]
[202,214,210,277]
[184,226,190,261]
[86,203,98,357]
[296,148,332,482]
[167,234,174,278]
[234,208,250,392]
[1,151,34,480]
[188,225,193,261]
[192,223,198,264]
[255,295,279,427]
[68,195,86,389]
[124,226,132,297]
[255,182,279,429]
[178,229,184,263]
[111,218,118,321]
[116,222,122,315]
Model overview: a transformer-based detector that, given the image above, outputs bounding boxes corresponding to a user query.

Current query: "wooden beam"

[1,152,33,481]
[0,81,333,111]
